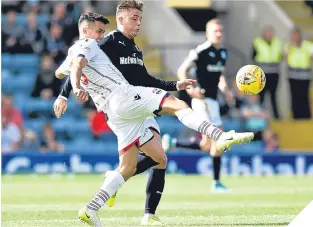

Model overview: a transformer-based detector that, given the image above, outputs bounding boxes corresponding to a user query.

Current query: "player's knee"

[172,99,189,112]
[118,164,137,180]
[157,154,168,168]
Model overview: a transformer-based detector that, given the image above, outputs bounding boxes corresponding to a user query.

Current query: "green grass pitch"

[2,174,313,227]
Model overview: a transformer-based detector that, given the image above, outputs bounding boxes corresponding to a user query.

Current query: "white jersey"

[60,39,129,110]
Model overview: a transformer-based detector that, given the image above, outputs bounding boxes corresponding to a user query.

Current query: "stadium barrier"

[2,151,313,175]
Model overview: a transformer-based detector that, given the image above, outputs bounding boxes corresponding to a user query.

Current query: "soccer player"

[162,19,234,192]
[54,1,192,224]
[58,12,254,227]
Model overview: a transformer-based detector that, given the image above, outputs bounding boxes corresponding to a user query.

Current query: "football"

[236,65,266,95]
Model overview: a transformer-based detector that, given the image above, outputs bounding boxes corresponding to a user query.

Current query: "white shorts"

[103,85,166,153]
[191,97,223,126]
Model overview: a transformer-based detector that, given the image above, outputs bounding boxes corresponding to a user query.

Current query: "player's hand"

[177,79,197,90]
[54,97,68,118]
[73,87,89,102]
[187,87,205,99]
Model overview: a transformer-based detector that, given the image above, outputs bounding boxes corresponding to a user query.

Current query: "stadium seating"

[2,14,49,26]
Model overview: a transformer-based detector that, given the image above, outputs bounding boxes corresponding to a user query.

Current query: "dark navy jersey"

[184,41,228,99]
[60,30,177,98]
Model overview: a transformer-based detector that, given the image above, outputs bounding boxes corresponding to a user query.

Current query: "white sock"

[87,171,125,212]
[175,108,224,141]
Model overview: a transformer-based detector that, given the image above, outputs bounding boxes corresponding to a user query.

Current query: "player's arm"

[178,49,202,98]
[55,56,72,79]
[218,74,233,102]
[71,39,98,99]
[142,65,195,91]
[177,49,197,80]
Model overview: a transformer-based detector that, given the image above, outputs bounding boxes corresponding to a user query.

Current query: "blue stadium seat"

[2,14,49,26]
[100,133,117,143]
[223,118,242,132]
[17,72,37,78]
[2,69,12,81]
[23,99,54,115]
[52,118,73,133]
[67,119,91,136]
[157,117,185,137]
[2,54,13,70]
[14,54,39,72]
[24,119,45,133]
[66,99,82,117]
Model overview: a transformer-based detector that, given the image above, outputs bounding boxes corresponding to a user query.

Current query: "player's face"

[206,23,223,45]
[121,9,142,38]
[87,21,106,42]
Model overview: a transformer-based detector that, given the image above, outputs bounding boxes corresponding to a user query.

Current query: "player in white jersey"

[59,12,254,227]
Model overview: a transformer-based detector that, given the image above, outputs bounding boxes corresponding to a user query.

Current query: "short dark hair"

[78,12,110,25]
[116,0,144,14]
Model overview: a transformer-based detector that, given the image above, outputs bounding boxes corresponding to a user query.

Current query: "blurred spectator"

[50,3,73,27]
[263,129,279,152]
[2,10,34,54]
[44,23,67,64]
[67,0,84,22]
[31,53,62,99]
[24,12,45,54]
[2,10,24,38]
[39,123,64,153]
[23,129,39,149]
[284,27,313,119]
[2,94,24,130]
[252,25,283,119]
[22,0,51,14]
[241,96,269,141]
[88,111,111,139]
[305,1,313,15]
[2,116,21,153]
[2,1,23,13]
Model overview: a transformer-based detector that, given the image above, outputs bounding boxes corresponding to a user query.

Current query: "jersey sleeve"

[76,39,99,62]
[59,76,72,99]
[185,49,199,65]
[58,56,71,76]
[141,65,178,91]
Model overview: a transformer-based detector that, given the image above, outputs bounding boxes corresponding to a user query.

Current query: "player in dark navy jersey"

[162,19,234,193]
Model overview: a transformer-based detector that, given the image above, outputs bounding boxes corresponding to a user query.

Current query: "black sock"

[134,153,158,176]
[176,141,201,150]
[145,168,166,215]
[213,156,221,181]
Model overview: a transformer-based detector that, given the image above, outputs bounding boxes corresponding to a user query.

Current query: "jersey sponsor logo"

[152,88,162,94]
[81,73,88,85]
[134,94,141,101]
[208,52,215,57]
[120,56,144,66]
[134,45,140,51]
[206,64,225,72]
[220,50,227,60]
[118,41,126,46]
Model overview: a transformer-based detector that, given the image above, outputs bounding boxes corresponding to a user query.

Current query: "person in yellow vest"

[252,26,283,119]
[285,27,313,119]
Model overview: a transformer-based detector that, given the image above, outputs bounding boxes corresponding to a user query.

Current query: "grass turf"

[2,174,312,227]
